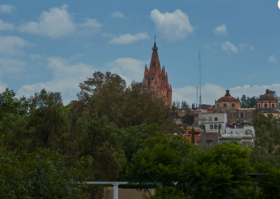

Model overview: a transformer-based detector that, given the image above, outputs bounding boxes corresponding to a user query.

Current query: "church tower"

[143,42,172,106]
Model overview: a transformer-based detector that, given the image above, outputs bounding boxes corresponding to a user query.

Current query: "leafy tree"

[0,88,30,121]
[241,94,246,102]
[73,71,177,133]
[269,90,277,97]
[0,147,88,199]
[254,162,280,199]
[177,143,252,199]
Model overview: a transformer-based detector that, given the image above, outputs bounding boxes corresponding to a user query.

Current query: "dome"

[259,89,277,101]
[216,90,239,103]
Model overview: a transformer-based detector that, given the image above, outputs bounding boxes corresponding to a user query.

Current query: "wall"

[104,188,155,199]
[199,113,227,133]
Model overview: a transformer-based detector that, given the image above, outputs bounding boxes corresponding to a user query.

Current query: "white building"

[219,125,255,146]
[198,113,227,133]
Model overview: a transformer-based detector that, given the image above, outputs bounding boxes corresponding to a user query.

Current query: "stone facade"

[214,90,257,123]
[256,89,280,120]
[199,113,227,133]
[143,42,172,106]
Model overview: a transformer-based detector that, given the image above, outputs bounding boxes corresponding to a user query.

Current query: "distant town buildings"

[143,42,172,106]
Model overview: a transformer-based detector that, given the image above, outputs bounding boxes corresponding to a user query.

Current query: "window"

[214,124,217,129]
[214,117,218,121]
[203,117,206,121]
[265,104,268,108]
[218,104,219,107]
[210,124,213,129]
[202,125,205,129]
[258,104,260,108]
[272,104,275,108]
[241,113,244,118]
[206,140,212,145]
[218,124,222,129]
[209,117,212,121]
[232,103,235,107]
[195,118,198,121]
[224,104,227,107]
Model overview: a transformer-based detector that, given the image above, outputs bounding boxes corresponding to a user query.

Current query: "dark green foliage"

[177,143,251,199]
[0,147,88,199]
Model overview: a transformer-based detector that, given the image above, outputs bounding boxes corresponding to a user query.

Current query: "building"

[143,42,172,106]
[219,125,255,146]
[214,90,257,123]
[256,89,280,120]
[198,113,227,133]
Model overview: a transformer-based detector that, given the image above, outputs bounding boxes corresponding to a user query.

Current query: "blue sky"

[0,0,280,105]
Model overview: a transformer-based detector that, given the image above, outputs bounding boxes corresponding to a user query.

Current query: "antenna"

[154,34,156,43]
[196,87,198,109]
[199,48,202,108]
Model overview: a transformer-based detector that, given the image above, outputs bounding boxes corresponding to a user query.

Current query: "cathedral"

[143,42,172,106]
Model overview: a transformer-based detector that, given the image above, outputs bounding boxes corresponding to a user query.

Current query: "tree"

[254,162,280,199]
[177,143,251,198]
[126,131,198,197]
[72,71,177,133]
[0,147,88,199]
[241,94,246,102]
[269,90,277,97]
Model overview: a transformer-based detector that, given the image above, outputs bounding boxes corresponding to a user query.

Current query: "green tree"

[177,143,252,199]
[73,71,177,133]
[0,147,88,199]
[254,162,280,199]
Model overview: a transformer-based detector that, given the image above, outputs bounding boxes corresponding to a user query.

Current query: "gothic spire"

[150,41,161,73]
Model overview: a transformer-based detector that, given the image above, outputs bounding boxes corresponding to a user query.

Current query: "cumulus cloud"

[173,84,280,105]
[213,24,227,36]
[239,43,255,51]
[111,11,125,18]
[109,32,149,44]
[78,18,103,35]
[0,4,16,13]
[17,57,95,104]
[0,19,14,30]
[268,55,277,63]
[107,57,147,85]
[150,9,195,41]
[18,5,102,38]
[18,5,76,39]
[0,35,30,56]
[221,41,238,53]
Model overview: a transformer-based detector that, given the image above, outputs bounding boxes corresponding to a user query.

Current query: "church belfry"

[143,42,172,106]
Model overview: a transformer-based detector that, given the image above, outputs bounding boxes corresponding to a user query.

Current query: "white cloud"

[0,4,16,13]
[173,84,280,105]
[109,32,149,44]
[240,43,255,51]
[79,18,102,28]
[107,57,147,85]
[0,35,30,56]
[111,11,125,18]
[268,55,277,63]
[213,24,227,36]
[78,18,102,35]
[17,57,95,104]
[221,41,238,53]
[18,4,75,39]
[150,9,195,41]
[0,57,26,73]
[0,19,14,30]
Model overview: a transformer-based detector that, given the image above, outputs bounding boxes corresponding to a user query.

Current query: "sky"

[0,0,280,105]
